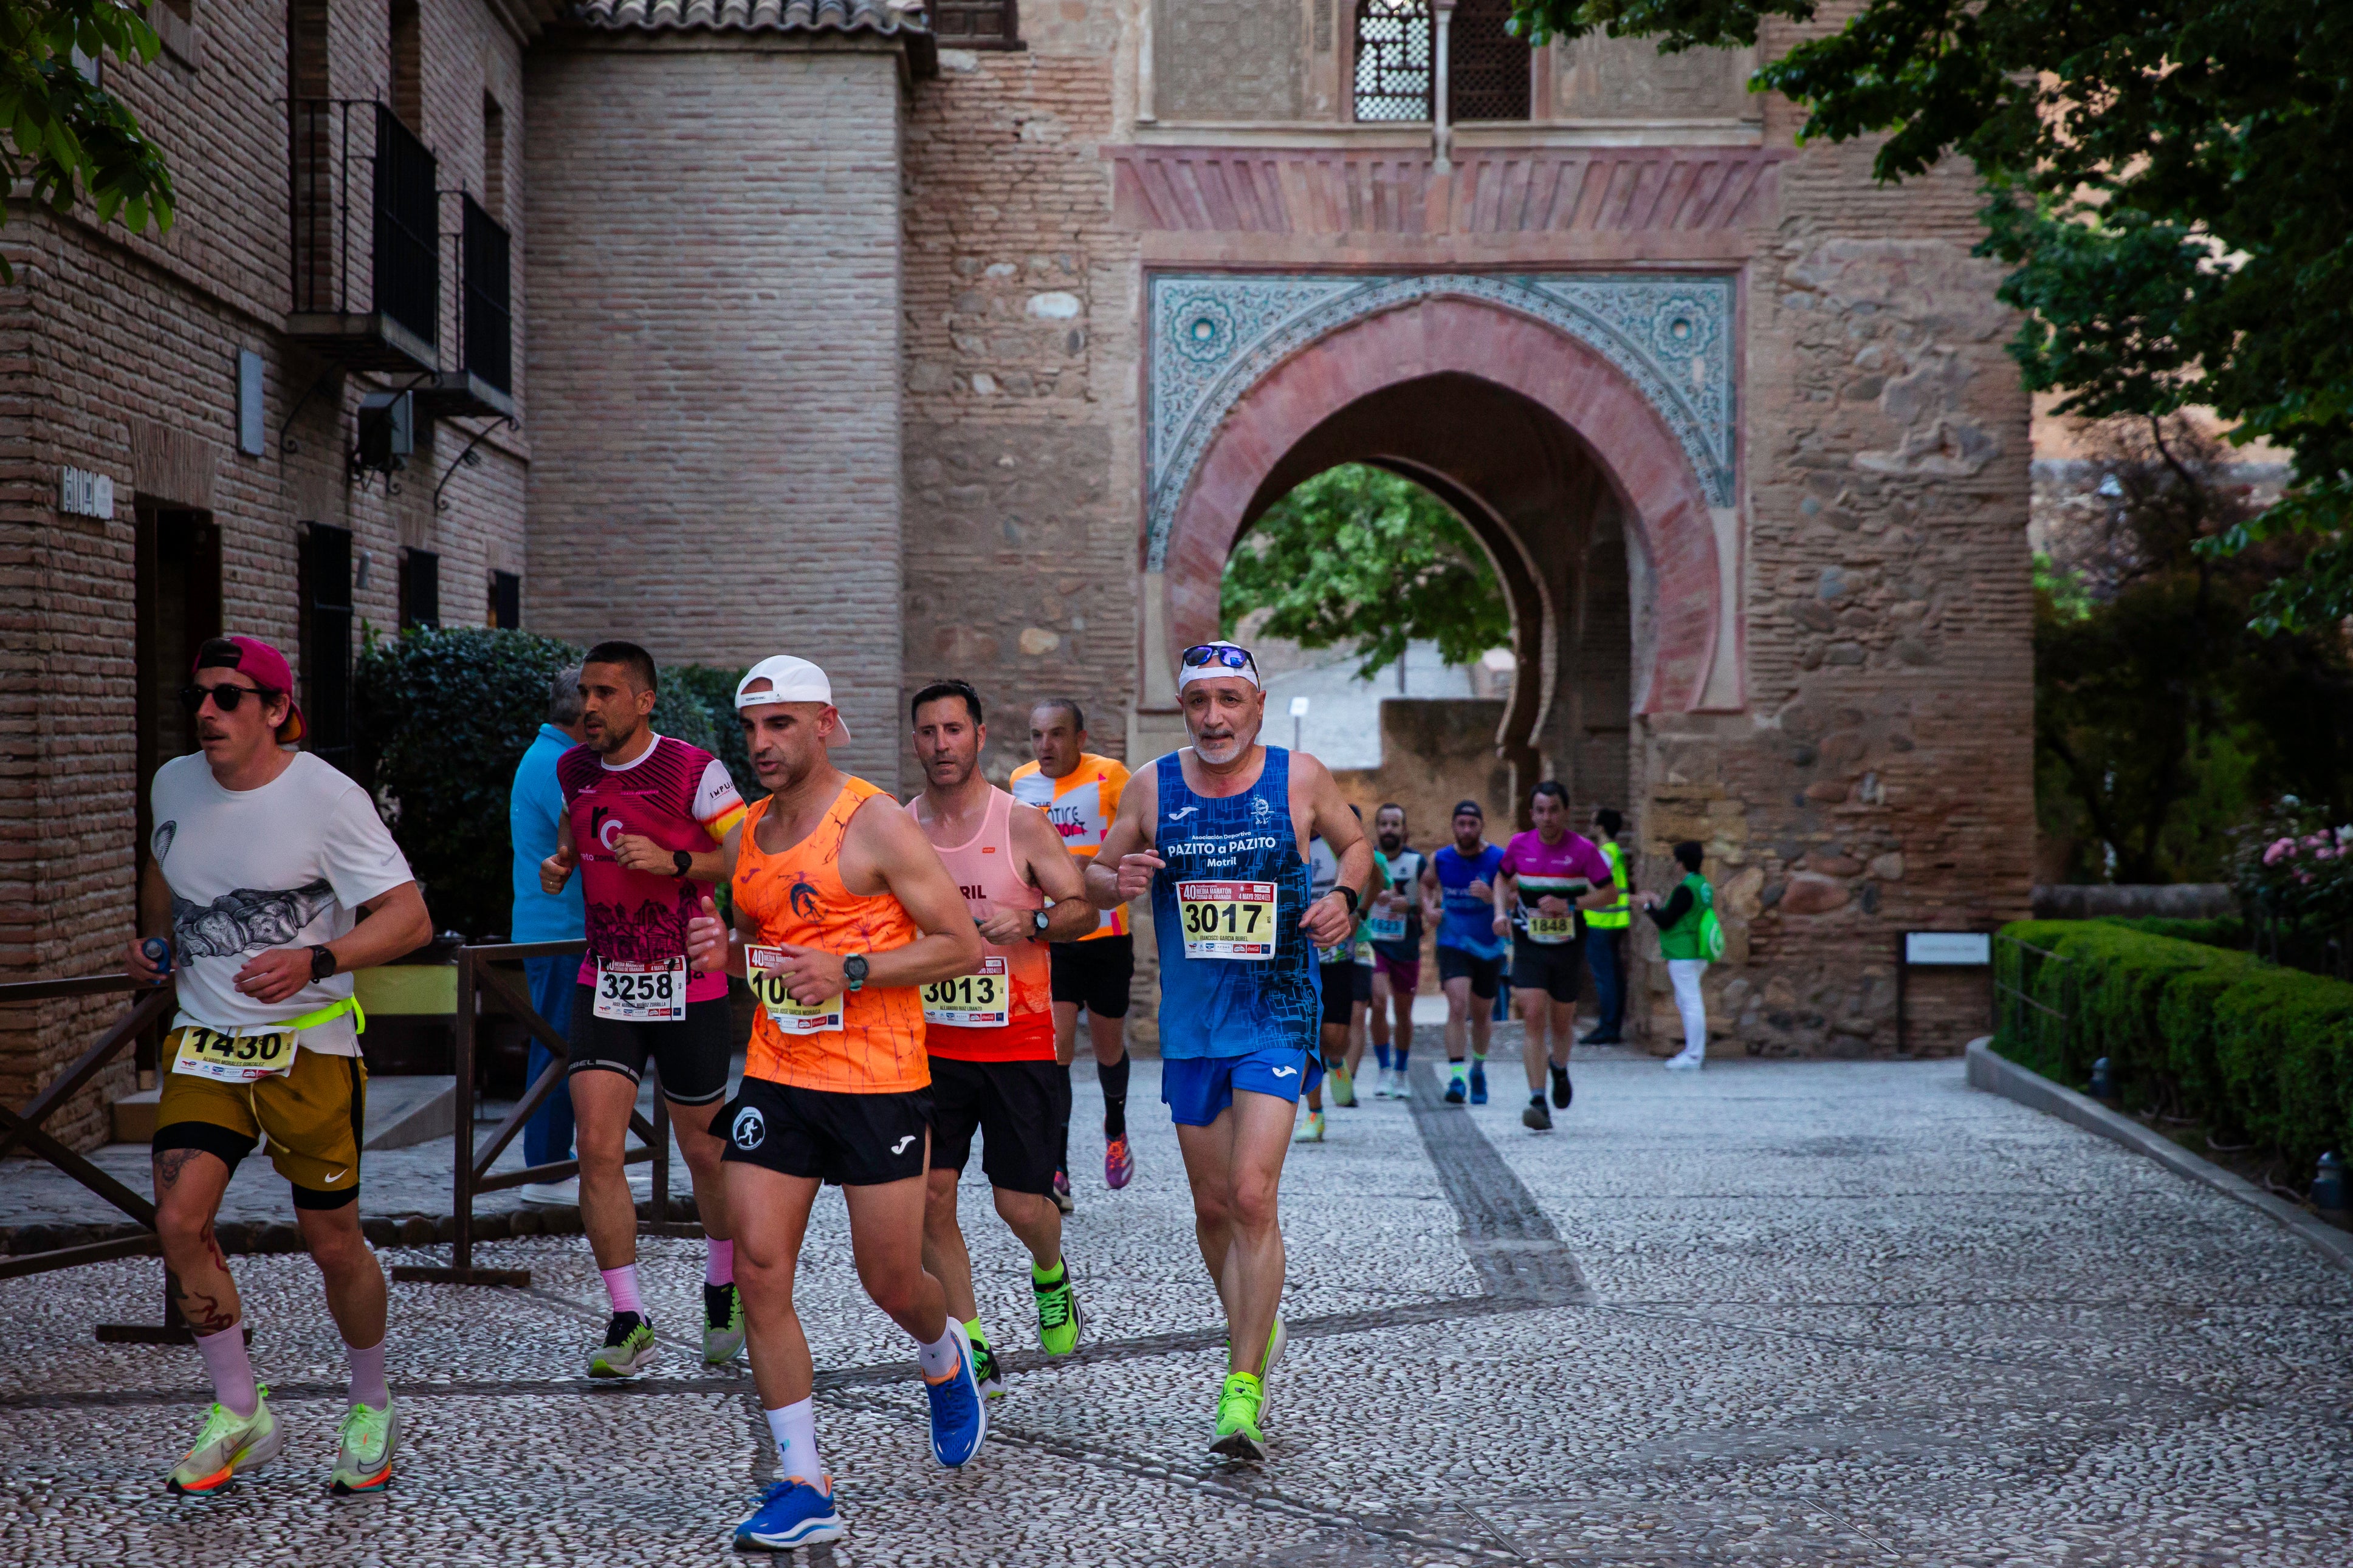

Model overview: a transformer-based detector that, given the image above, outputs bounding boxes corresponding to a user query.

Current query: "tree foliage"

[0,0,175,279]
[1219,464,1511,680]
[1510,0,2353,631]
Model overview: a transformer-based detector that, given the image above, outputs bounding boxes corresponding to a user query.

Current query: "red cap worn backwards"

[193,635,307,744]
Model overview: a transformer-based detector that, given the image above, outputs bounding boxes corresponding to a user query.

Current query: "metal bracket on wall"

[433,416,517,513]
[276,372,340,456]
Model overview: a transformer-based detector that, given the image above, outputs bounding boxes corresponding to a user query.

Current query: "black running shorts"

[718,1077,934,1187]
[928,1056,1068,1196]
[1436,946,1505,1001]
[566,987,735,1106]
[1048,934,1133,1019]
[1510,936,1582,1004]
[1319,961,1355,1028]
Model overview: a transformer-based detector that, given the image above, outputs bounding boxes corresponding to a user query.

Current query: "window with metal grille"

[1354,0,1433,122]
[1447,0,1531,121]
[933,0,1020,46]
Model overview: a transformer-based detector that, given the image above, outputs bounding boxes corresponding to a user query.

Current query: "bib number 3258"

[594,957,687,1023]
[1176,880,1277,960]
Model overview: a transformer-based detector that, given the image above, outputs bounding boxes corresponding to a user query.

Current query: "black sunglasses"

[1180,644,1258,674]
[179,681,282,716]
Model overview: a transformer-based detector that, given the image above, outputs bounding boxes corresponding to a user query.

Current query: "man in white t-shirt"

[126,636,431,1498]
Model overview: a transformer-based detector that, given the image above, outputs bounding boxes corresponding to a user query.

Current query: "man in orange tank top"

[905,681,1100,1394]
[682,658,989,1551]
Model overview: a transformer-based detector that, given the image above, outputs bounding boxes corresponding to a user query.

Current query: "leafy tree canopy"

[1220,464,1511,680]
[1,0,174,279]
[1510,0,2353,632]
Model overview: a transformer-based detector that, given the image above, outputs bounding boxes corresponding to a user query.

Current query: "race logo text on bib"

[172,1025,295,1085]
[922,956,1009,1027]
[594,956,688,1023]
[1177,880,1277,960]
[746,945,844,1035]
[1525,913,1575,943]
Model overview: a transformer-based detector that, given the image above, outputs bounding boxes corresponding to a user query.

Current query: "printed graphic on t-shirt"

[558,736,744,1002]
[171,880,338,956]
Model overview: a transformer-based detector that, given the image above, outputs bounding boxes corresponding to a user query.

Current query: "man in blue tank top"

[1084,638,1370,1462]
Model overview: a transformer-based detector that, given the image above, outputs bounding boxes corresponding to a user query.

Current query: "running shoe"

[924,1320,988,1467]
[1522,1097,1554,1132]
[704,1282,746,1366]
[1443,1072,1466,1104]
[1330,1065,1356,1107]
[329,1397,398,1495]
[1104,1134,1135,1190]
[1664,1049,1705,1072]
[1034,1265,1082,1358]
[969,1329,1008,1398]
[1293,1110,1324,1143]
[1210,1372,1267,1460]
[166,1389,283,1494]
[1577,1027,1621,1046]
[589,1311,659,1378]
[1051,1170,1075,1215]
[1256,1316,1286,1425]
[735,1477,845,1550]
[1550,1063,1573,1109]
[1469,1062,1488,1104]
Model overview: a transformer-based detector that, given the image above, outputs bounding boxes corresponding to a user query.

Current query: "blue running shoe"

[1469,1062,1488,1104]
[924,1319,989,1467]
[1443,1073,1466,1104]
[734,1478,844,1551]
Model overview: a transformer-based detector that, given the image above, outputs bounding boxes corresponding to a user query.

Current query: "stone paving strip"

[4,1039,2348,1565]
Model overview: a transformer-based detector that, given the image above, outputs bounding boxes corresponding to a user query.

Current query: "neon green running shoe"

[1210,1372,1266,1460]
[589,1311,659,1378]
[703,1282,746,1366]
[1033,1264,1083,1358]
[967,1324,1008,1399]
[330,1398,399,1495]
[167,1389,284,1494]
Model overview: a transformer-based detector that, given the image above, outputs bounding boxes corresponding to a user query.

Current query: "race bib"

[1525,913,1575,945]
[1367,912,1407,943]
[1177,880,1277,960]
[922,957,1009,1027]
[746,945,843,1035]
[594,957,688,1023]
[171,1025,296,1085]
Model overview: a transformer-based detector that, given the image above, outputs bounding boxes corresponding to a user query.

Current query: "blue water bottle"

[142,937,173,979]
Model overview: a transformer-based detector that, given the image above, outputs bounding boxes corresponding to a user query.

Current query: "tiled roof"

[575,0,928,34]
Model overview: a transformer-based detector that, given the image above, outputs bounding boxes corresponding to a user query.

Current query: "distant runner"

[1421,801,1503,1105]
[1086,640,1369,1459]
[1494,782,1619,1132]
[1365,804,1424,1098]
[1297,813,1387,1142]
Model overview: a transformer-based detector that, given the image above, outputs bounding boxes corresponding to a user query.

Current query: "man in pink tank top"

[904,681,1100,1392]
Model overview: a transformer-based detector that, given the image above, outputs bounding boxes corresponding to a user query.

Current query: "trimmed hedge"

[2096,914,2250,950]
[1994,920,2353,1184]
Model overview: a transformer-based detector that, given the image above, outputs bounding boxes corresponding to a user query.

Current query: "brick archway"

[1158,292,1729,716]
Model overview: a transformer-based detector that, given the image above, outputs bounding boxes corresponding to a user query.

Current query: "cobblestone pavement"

[4,1041,2349,1566]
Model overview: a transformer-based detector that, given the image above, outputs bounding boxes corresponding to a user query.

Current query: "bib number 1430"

[1176,880,1277,960]
[594,957,687,1022]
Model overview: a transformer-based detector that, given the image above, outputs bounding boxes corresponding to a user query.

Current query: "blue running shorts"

[1161,1046,1324,1128]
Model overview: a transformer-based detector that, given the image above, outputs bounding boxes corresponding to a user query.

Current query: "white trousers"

[1667,959,1708,1057]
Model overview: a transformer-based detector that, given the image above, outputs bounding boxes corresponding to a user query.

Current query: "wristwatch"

[1337,885,1360,916]
[843,954,870,993]
[672,849,694,878]
[308,944,338,981]
[1031,909,1053,939]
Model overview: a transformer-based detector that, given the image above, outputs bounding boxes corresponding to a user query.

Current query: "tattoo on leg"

[171,1283,238,1337]
[202,1223,227,1273]
[155,1148,201,1189]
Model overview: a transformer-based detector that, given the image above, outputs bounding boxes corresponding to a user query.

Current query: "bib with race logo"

[922,956,1009,1027]
[172,1024,298,1084]
[1176,880,1277,960]
[746,945,844,1035]
[594,956,688,1022]
[1524,913,1575,944]
[1367,911,1407,943]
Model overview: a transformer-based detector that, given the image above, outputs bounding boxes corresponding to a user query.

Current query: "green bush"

[2097,914,2250,950]
[672,663,760,803]
[1994,919,2353,1186]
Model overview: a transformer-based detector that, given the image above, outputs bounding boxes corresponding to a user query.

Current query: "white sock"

[764,1399,822,1483]
[915,1324,961,1380]
[194,1324,258,1418]
[600,1264,643,1315]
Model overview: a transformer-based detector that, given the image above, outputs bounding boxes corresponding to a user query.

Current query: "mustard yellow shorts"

[153,1032,367,1209]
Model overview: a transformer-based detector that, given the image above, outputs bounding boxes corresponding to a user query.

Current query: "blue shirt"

[1148,747,1320,1060]
[1432,842,1506,959]
[509,724,586,943]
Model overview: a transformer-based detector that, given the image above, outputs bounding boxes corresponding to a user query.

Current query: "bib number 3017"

[746,945,843,1035]
[1176,880,1277,960]
[594,957,687,1023]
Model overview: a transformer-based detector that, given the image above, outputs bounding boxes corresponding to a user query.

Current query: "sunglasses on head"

[1180,644,1257,674]
[179,681,281,716]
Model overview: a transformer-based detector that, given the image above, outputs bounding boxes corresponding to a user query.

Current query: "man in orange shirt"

[684,657,985,1550]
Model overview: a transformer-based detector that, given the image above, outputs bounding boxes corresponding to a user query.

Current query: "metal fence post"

[451,942,475,1275]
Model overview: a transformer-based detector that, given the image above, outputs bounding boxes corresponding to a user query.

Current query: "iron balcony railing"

[289,99,440,354]
[457,194,512,394]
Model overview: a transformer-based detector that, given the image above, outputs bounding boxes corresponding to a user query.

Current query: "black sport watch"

[1336,885,1360,916]
[308,944,338,981]
[843,954,870,992]
[672,849,694,878]
[1031,909,1052,939]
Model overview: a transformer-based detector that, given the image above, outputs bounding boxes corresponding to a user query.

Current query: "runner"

[1008,700,1136,1205]
[685,657,991,1549]
[1365,804,1424,1098]
[1494,782,1620,1132]
[1420,801,1504,1104]
[1086,640,1369,1459]
[905,681,1098,1396]
[132,635,432,1495]
[1297,811,1387,1141]
[1578,807,1633,1046]
[539,642,746,1377]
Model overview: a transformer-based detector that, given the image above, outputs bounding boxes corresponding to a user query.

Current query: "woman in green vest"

[1640,840,1721,1071]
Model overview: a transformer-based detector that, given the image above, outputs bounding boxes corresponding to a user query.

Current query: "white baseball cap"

[735,656,853,741]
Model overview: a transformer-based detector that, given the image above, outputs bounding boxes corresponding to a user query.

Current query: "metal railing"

[456,193,512,393]
[389,940,681,1289]
[289,98,440,349]
[1991,933,2074,1074]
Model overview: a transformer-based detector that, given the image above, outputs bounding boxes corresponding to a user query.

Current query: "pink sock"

[195,1324,258,1417]
[601,1264,644,1315]
[345,1337,389,1409]
[706,1238,734,1287]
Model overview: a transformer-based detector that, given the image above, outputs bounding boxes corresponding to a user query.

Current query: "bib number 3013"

[594,957,688,1023]
[746,945,843,1035]
[1176,880,1277,960]
[172,1025,295,1084]
[922,956,1008,1027]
